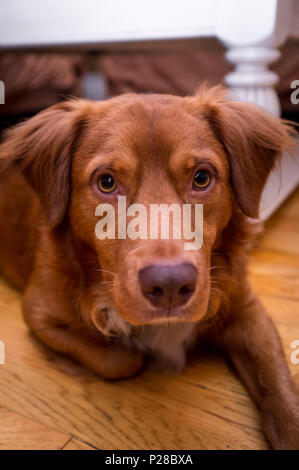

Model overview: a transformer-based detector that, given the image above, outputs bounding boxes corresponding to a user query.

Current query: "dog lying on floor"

[0,86,298,449]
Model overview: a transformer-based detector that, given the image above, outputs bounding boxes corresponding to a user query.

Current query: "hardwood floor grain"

[62,438,97,450]
[0,407,70,450]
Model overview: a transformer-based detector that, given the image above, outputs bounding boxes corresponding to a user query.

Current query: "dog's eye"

[193,170,211,190]
[97,174,117,193]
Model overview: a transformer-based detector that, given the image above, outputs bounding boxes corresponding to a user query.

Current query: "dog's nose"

[138,263,197,309]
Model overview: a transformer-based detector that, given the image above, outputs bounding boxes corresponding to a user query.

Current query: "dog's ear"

[197,86,295,218]
[0,100,87,227]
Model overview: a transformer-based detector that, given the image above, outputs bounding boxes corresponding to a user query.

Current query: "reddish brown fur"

[0,86,298,449]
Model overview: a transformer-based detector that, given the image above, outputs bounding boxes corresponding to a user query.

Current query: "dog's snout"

[138,263,197,309]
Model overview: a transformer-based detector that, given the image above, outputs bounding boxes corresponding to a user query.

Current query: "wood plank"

[0,407,70,450]
[249,250,299,300]
[257,189,299,256]
[62,438,97,450]
[0,316,266,449]
[0,347,269,452]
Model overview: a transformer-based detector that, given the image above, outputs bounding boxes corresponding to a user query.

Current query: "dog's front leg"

[23,291,144,381]
[33,324,144,380]
[213,283,299,449]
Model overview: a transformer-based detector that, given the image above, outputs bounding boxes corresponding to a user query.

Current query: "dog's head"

[0,87,293,332]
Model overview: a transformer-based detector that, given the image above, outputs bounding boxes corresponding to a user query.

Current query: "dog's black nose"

[138,263,197,309]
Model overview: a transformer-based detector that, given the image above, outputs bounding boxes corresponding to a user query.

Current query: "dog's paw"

[98,346,145,380]
[266,424,299,450]
[263,398,299,449]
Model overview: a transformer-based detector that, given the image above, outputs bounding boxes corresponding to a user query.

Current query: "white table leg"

[214,0,298,218]
[224,46,281,117]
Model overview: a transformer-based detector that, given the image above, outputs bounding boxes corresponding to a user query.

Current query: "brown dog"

[0,86,298,449]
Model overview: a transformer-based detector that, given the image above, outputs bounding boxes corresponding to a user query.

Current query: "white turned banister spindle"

[224,46,281,116]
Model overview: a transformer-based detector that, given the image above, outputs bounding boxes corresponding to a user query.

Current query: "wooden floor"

[0,189,298,450]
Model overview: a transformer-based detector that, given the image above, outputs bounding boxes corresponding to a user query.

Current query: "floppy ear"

[0,100,86,227]
[198,86,295,218]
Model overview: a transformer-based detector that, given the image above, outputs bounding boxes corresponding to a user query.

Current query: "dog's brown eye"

[193,170,211,190]
[97,174,117,193]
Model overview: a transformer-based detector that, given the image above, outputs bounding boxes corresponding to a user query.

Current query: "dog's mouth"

[114,284,210,327]
[92,302,203,341]
[137,304,196,322]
